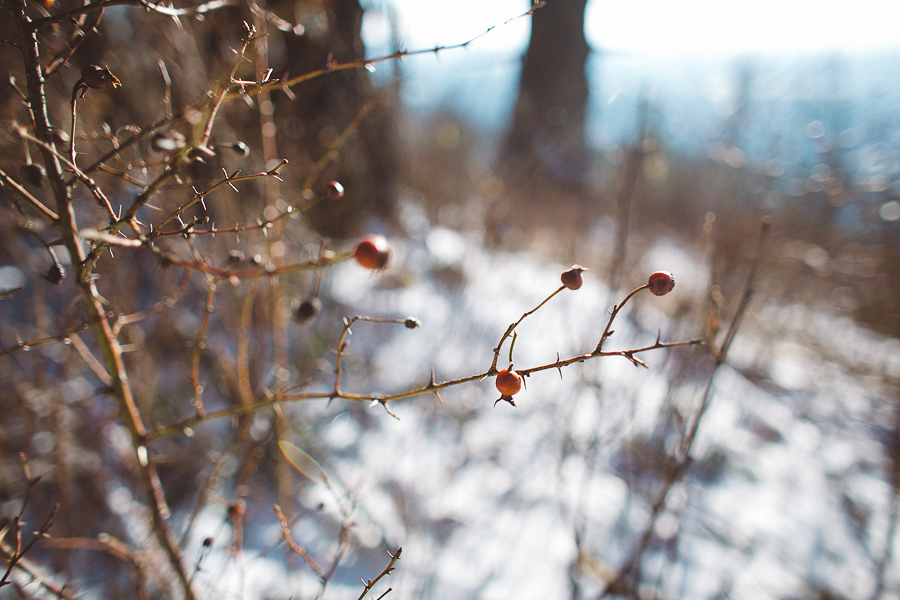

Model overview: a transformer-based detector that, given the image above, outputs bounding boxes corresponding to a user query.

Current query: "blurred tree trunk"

[274,0,397,237]
[501,0,591,188]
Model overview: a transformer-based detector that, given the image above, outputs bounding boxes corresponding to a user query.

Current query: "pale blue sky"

[369,0,900,57]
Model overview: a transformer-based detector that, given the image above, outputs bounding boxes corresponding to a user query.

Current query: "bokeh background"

[2,1,900,599]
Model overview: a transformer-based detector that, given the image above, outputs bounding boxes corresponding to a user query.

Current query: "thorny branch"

[144,278,700,439]
[9,0,199,596]
[273,504,325,579]
[0,460,57,590]
[355,548,402,600]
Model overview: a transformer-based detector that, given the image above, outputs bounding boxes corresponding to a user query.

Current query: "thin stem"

[143,334,700,440]
[0,167,58,221]
[491,285,566,372]
[30,0,236,29]
[150,160,288,236]
[594,284,647,354]
[355,548,401,600]
[190,280,217,417]
[0,322,91,359]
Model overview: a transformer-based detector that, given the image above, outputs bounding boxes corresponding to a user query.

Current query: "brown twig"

[491,285,566,372]
[595,284,648,354]
[0,322,91,359]
[273,504,325,579]
[355,547,401,600]
[0,476,58,589]
[145,294,699,439]
[149,160,289,237]
[30,0,237,30]
[0,167,59,221]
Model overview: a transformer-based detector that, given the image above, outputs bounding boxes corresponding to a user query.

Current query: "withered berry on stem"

[80,65,120,90]
[44,263,65,285]
[293,297,322,323]
[561,264,587,290]
[648,271,675,296]
[20,163,47,187]
[354,234,391,270]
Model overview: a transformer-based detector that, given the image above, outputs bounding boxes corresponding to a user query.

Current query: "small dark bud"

[231,141,250,156]
[44,263,65,285]
[202,537,213,547]
[404,317,421,329]
[80,65,120,90]
[20,163,47,187]
[293,297,322,323]
[227,250,245,264]
[325,180,344,199]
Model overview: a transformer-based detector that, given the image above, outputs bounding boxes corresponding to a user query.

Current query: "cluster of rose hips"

[285,186,678,411]
[494,267,675,405]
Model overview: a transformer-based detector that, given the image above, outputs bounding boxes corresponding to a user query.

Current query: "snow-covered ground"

[174,216,900,600]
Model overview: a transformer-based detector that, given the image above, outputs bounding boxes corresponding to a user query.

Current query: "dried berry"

[231,141,250,156]
[353,234,391,270]
[20,163,47,187]
[293,297,322,323]
[404,317,421,329]
[44,263,65,285]
[80,65,120,90]
[647,271,675,296]
[561,264,587,290]
[325,180,344,199]
[495,369,522,397]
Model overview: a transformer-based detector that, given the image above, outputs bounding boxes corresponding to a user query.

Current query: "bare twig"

[0,475,58,589]
[0,322,91,359]
[273,504,325,579]
[355,548,401,600]
[145,283,699,439]
[0,167,59,221]
[491,285,566,372]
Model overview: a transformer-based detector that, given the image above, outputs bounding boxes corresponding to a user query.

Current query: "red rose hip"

[495,369,522,397]
[561,264,587,290]
[354,234,391,270]
[647,271,675,296]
